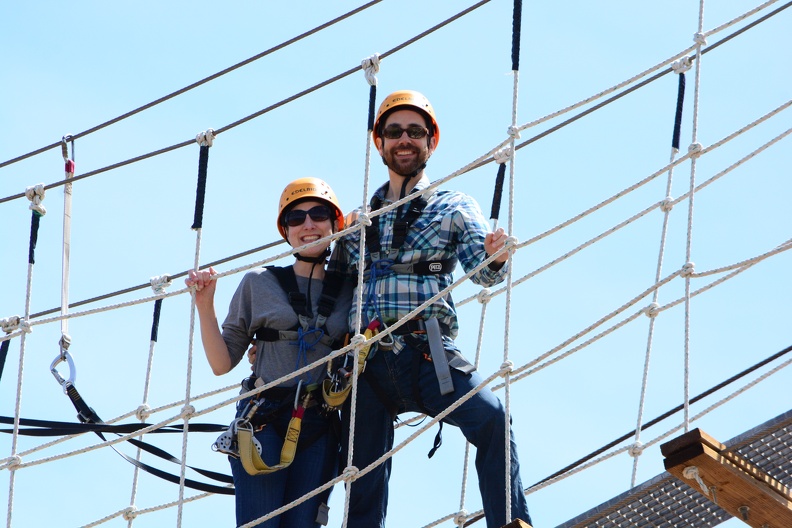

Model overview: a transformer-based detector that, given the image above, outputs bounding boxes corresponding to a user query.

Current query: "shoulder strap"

[267,265,310,318]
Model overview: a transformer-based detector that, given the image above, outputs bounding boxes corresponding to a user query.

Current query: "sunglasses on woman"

[381,124,429,140]
[283,205,332,227]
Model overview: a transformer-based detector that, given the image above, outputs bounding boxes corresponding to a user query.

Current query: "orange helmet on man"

[372,90,440,147]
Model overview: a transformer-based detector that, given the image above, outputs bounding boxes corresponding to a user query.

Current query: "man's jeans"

[342,340,532,528]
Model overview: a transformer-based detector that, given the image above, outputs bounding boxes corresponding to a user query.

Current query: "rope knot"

[356,212,372,227]
[682,465,710,496]
[671,57,692,74]
[643,302,660,318]
[181,404,196,419]
[341,465,359,482]
[476,288,491,305]
[505,235,518,248]
[693,32,708,47]
[453,509,469,526]
[135,404,152,422]
[507,126,521,140]
[150,274,172,294]
[3,455,22,470]
[19,320,33,334]
[1,316,21,334]
[499,360,514,376]
[688,142,703,157]
[350,333,366,348]
[361,54,380,86]
[195,129,215,147]
[493,147,513,165]
[660,197,674,213]
[628,441,644,457]
[122,507,138,521]
[25,184,47,215]
[681,261,695,277]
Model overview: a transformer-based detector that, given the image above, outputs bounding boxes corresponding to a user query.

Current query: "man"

[330,90,531,528]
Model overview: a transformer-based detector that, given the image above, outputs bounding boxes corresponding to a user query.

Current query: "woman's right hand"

[185,267,218,309]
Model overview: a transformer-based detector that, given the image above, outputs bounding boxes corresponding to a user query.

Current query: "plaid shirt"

[329,176,508,346]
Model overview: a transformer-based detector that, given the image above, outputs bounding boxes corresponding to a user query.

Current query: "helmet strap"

[294,247,330,264]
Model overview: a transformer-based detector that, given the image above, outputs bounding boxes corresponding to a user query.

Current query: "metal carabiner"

[50,350,76,391]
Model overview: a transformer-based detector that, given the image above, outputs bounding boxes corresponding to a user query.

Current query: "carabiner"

[50,350,76,391]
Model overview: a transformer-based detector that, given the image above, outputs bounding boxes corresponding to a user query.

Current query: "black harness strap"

[254,266,344,346]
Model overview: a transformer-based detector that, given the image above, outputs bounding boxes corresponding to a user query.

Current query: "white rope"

[361,53,380,86]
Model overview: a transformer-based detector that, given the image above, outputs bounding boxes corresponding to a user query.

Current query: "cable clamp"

[671,56,692,74]
[195,129,215,147]
[361,53,380,86]
[494,147,513,164]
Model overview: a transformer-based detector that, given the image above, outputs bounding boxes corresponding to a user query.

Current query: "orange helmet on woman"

[277,177,344,241]
[372,90,440,147]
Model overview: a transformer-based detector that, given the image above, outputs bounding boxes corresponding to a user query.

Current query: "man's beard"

[382,143,429,177]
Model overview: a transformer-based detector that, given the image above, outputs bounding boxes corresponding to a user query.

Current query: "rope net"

[2,2,791,527]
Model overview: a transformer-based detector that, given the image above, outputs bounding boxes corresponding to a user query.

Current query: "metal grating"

[556,409,792,528]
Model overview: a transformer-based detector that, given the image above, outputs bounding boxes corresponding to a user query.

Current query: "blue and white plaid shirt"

[329,176,508,345]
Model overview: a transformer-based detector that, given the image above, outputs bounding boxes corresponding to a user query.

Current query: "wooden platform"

[662,428,792,527]
[556,408,792,527]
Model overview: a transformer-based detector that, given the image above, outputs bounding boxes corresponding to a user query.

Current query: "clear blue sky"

[2,1,791,527]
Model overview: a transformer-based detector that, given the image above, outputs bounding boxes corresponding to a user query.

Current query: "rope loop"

[628,441,644,458]
[135,404,152,422]
[660,197,674,213]
[122,507,138,521]
[476,288,491,305]
[688,142,703,158]
[499,360,514,376]
[693,32,708,47]
[25,184,47,215]
[150,274,173,294]
[681,261,696,277]
[682,465,710,496]
[671,57,692,74]
[507,125,521,140]
[1,315,21,333]
[357,212,372,227]
[195,129,216,147]
[181,404,196,419]
[453,509,469,526]
[493,147,513,165]
[341,465,359,482]
[505,235,519,248]
[361,53,380,86]
[643,302,660,318]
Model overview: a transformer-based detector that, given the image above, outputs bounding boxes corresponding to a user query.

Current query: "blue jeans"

[229,398,338,527]
[341,339,531,528]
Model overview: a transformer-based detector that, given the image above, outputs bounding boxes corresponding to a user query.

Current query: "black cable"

[0,1,493,207]
[0,0,385,170]
[489,163,506,221]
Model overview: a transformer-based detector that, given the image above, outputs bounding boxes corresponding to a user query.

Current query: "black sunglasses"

[283,205,332,227]
[381,124,429,140]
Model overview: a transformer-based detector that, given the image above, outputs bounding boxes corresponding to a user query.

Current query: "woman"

[186,177,352,527]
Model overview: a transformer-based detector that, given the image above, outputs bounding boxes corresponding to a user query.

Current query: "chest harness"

[215,265,344,477]
[361,192,461,452]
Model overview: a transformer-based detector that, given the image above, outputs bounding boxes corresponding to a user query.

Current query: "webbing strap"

[425,318,454,396]
[238,406,305,475]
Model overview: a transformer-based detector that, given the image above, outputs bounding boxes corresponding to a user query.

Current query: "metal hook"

[294,380,303,410]
[61,135,73,162]
[50,350,76,391]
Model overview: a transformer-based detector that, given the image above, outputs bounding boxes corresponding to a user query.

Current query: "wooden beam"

[662,428,792,527]
[500,520,532,528]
